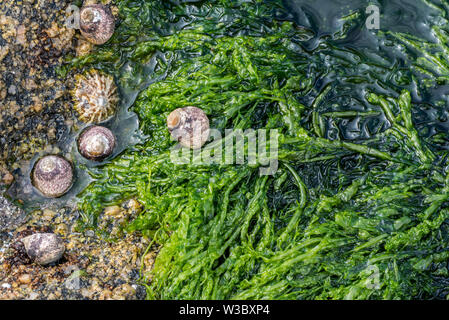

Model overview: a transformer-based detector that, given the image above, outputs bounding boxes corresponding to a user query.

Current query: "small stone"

[44,22,59,38]
[80,288,91,297]
[0,195,26,232]
[0,45,9,62]
[21,233,65,265]
[31,155,73,198]
[2,172,14,185]
[18,274,31,284]
[99,289,113,300]
[16,25,26,45]
[1,283,11,289]
[25,78,37,90]
[85,230,95,238]
[127,199,142,213]
[32,103,43,113]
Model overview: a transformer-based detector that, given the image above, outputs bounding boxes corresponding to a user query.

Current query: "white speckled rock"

[0,195,27,232]
[21,233,65,265]
[31,155,73,198]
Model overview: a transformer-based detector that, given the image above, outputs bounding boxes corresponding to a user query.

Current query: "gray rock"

[21,233,65,265]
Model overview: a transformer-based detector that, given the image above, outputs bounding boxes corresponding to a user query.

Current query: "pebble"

[0,0,75,179]
[0,195,27,232]
[85,230,95,238]
[104,205,121,217]
[1,199,153,300]
[81,288,91,298]
[42,209,56,222]
[127,199,142,213]
[28,292,39,300]
[76,38,93,57]
[112,283,136,300]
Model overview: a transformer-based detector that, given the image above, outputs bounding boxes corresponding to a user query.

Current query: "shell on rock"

[72,70,118,124]
[77,125,116,161]
[167,106,210,149]
[80,4,115,45]
[31,155,73,198]
[21,233,65,265]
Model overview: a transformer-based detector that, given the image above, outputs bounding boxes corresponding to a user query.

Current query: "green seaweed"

[72,0,449,299]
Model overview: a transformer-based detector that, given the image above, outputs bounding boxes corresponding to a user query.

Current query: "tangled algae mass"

[67,0,449,299]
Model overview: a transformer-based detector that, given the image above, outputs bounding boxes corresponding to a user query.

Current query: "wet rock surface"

[0,0,157,300]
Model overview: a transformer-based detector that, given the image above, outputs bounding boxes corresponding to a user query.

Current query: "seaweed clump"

[73,0,449,299]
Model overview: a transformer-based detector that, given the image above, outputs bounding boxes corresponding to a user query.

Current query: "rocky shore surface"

[1,198,156,300]
[0,0,156,300]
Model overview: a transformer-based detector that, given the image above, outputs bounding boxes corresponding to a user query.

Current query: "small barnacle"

[167,106,210,149]
[72,69,118,124]
[31,155,74,198]
[80,4,115,45]
[77,125,116,161]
